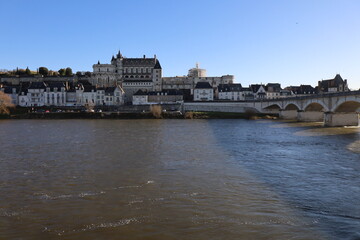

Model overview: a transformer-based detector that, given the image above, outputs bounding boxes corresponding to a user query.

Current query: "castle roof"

[154,59,162,69]
[122,58,157,67]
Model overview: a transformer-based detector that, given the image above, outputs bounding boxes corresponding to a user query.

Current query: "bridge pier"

[297,111,324,122]
[324,112,359,127]
[279,110,298,120]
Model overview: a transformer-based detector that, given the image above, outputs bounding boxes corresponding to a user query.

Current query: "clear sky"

[1,0,359,89]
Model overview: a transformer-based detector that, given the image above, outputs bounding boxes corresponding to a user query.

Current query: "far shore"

[0,111,279,120]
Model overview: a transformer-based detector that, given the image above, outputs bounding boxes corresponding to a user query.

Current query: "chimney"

[154,54,157,60]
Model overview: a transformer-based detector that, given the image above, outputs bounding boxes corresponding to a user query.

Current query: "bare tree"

[0,91,14,114]
[150,105,162,118]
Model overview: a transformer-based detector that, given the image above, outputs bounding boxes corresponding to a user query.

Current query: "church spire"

[117,50,123,58]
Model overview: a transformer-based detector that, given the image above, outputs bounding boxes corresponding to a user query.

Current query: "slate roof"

[78,80,92,86]
[46,82,66,91]
[218,84,242,92]
[250,84,265,93]
[83,85,96,92]
[3,85,20,94]
[241,87,252,92]
[195,82,212,89]
[285,85,317,94]
[123,58,157,67]
[318,74,346,91]
[19,82,30,94]
[105,87,117,96]
[28,82,47,90]
[266,83,281,92]
[133,89,146,96]
[154,59,162,69]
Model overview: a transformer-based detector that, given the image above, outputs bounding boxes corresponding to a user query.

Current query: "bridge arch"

[263,103,281,110]
[284,103,300,111]
[333,100,360,112]
[304,102,326,111]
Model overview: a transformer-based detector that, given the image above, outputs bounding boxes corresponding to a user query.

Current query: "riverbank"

[0,111,278,120]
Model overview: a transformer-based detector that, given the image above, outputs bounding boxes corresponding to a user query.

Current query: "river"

[0,119,359,239]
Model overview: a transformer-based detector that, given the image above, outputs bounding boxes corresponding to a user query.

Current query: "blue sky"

[1,0,359,89]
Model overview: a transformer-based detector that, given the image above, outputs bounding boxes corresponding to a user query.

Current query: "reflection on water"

[347,140,360,153]
[295,126,360,137]
[271,121,324,128]
[0,119,359,240]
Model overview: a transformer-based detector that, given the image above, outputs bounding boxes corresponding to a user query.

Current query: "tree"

[58,68,66,76]
[65,67,73,76]
[49,70,58,76]
[25,67,31,75]
[85,71,92,77]
[39,67,49,76]
[0,91,14,114]
[150,105,162,118]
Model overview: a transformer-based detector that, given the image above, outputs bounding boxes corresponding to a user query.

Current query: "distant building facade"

[132,90,183,105]
[318,74,349,93]
[92,51,162,102]
[194,82,214,101]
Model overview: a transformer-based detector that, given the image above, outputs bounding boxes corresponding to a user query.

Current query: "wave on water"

[114,185,142,189]
[114,180,154,190]
[50,218,140,236]
[34,191,106,200]
[347,140,360,153]
[79,218,138,231]
[0,209,24,217]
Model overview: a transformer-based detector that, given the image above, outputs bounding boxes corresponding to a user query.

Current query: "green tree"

[58,68,66,76]
[65,67,73,76]
[25,67,31,75]
[39,67,49,76]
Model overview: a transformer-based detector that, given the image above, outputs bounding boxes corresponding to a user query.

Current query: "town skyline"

[1,0,359,89]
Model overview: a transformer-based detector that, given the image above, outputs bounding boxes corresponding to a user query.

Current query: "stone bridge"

[184,91,360,126]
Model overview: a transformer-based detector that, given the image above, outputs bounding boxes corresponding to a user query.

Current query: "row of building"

[0,51,350,107]
[0,80,125,107]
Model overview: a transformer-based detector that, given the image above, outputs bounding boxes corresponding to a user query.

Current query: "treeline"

[0,67,91,77]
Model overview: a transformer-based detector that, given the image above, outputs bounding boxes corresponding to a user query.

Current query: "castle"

[92,51,162,101]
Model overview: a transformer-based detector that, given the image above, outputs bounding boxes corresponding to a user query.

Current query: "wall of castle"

[162,75,234,92]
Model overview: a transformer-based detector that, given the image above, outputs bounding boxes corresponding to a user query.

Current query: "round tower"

[188,63,206,78]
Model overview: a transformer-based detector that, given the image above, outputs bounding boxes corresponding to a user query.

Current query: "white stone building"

[194,82,214,101]
[132,90,183,105]
[217,84,244,100]
[25,82,47,107]
[44,82,66,106]
[250,84,267,100]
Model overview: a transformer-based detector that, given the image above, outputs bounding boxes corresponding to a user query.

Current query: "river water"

[0,119,359,239]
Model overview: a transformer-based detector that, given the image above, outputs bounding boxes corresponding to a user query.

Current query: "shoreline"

[0,111,278,120]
